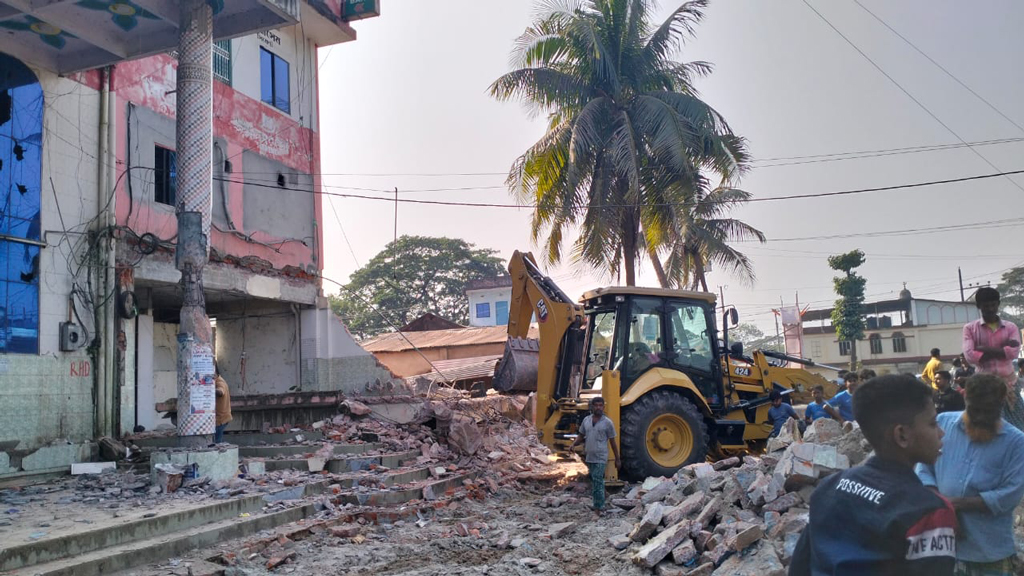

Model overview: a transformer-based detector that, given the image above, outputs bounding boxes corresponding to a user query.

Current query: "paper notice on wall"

[192,345,215,377]
[189,345,216,415]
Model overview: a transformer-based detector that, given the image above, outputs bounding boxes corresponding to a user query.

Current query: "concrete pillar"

[174,0,215,444]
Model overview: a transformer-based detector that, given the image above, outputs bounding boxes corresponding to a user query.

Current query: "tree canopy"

[328,236,505,338]
[490,0,763,287]
[996,266,1024,327]
[828,250,866,369]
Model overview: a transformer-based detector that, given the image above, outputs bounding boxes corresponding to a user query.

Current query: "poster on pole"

[189,344,216,415]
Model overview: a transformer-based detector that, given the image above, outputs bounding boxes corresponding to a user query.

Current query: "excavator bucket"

[492,337,540,392]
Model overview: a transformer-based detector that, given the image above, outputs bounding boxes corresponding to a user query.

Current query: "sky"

[316,0,1024,334]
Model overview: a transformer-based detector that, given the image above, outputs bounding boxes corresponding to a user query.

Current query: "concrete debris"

[71,462,117,475]
[154,463,184,494]
[633,516,694,568]
[340,399,372,416]
[98,437,128,461]
[609,534,632,550]
[671,539,697,564]
[630,502,665,542]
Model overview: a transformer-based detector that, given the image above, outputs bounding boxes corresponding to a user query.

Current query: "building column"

[175,0,216,444]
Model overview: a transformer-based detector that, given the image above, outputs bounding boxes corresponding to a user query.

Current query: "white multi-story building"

[465,276,512,327]
[800,288,981,376]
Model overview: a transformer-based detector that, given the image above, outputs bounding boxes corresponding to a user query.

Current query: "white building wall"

[467,287,512,327]
[231,25,319,132]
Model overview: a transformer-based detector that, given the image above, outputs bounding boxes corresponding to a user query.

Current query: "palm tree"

[491,0,762,286]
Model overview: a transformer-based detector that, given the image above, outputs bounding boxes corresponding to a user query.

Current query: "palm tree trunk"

[850,341,858,371]
[693,257,709,292]
[648,247,670,288]
[622,211,637,286]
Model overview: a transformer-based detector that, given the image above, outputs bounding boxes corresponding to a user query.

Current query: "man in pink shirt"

[964,287,1022,429]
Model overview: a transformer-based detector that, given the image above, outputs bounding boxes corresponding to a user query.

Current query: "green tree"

[996,266,1024,327]
[490,0,761,286]
[730,322,783,353]
[329,236,505,338]
[828,250,867,370]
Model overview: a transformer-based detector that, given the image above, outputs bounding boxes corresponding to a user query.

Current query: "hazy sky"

[317,0,1024,333]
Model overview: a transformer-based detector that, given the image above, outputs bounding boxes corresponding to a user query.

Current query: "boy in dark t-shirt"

[789,374,956,576]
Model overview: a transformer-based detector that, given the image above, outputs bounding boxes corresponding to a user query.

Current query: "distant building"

[399,313,463,332]
[800,287,981,376]
[465,276,513,327]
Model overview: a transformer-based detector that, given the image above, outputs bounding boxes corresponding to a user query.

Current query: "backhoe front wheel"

[620,390,709,480]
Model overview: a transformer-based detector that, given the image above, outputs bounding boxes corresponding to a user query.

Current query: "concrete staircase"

[1,438,473,576]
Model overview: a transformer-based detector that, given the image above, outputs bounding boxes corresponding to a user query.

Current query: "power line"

[225,135,1024,179]
[800,0,1024,195]
[737,217,1024,243]
[214,166,1024,209]
[851,0,1024,136]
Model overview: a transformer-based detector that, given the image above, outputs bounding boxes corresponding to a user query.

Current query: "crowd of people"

[788,286,1024,575]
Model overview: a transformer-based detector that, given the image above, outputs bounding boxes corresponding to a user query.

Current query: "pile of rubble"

[612,417,870,576]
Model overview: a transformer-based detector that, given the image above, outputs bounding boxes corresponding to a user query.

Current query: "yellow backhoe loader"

[493,251,839,481]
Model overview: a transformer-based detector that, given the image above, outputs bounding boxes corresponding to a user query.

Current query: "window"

[0,53,42,354]
[584,310,618,388]
[495,300,508,326]
[212,40,232,85]
[869,334,883,355]
[892,332,907,353]
[667,302,713,373]
[154,146,177,206]
[260,48,290,114]
[475,302,490,319]
[839,341,852,356]
[623,298,664,381]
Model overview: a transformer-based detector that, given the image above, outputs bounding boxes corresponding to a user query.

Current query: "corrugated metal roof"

[408,355,502,385]
[362,325,538,353]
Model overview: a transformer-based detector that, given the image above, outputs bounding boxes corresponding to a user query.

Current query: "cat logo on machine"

[537,299,549,323]
[734,366,752,377]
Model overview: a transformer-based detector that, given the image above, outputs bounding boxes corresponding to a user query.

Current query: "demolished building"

[0,0,392,479]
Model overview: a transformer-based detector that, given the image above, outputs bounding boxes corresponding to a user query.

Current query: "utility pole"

[175,0,215,446]
[959,267,965,302]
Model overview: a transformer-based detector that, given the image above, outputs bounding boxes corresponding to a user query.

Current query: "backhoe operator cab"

[580,287,726,479]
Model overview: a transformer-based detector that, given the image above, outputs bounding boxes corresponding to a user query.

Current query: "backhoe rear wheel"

[620,389,709,480]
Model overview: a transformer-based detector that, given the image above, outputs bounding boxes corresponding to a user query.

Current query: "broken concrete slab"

[642,478,676,504]
[630,503,665,542]
[609,534,632,550]
[341,399,372,416]
[671,539,697,565]
[711,543,784,575]
[71,462,117,475]
[150,447,239,483]
[729,525,763,551]
[548,522,576,539]
[633,518,694,568]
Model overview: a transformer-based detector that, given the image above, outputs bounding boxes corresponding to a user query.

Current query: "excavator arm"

[493,251,587,433]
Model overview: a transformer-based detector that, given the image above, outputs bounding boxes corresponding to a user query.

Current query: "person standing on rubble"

[789,374,956,576]
[768,390,799,437]
[962,287,1022,430]
[804,385,832,424]
[214,366,233,444]
[569,397,620,512]
[824,371,859,424]
[916,374,1024,576]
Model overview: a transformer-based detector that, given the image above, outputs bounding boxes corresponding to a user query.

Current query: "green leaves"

[328,236,505,339]
[828,250,867,351]
[492,0,759,286]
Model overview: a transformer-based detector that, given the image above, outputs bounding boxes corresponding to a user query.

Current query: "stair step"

[237,442,382,459]
[7,503,317,576]
[257,449,420,473]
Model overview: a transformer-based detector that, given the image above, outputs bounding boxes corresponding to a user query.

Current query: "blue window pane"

[495,301,509,325]
[273,56,290,113]
[260,48,274,106]
[6,279,38,354]
[0,53,42,355]
[476,302,490,319]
